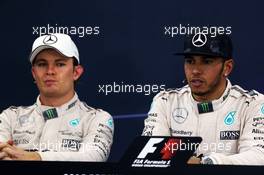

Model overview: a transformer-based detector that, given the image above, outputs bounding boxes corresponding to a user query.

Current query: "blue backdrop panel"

[0,0,263,162]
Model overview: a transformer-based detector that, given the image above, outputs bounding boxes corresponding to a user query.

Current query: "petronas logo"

[69,119,80,127]
[261,104,264,114]
[224,111,236,125]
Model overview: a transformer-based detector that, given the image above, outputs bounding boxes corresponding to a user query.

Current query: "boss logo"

[220,131,240,140]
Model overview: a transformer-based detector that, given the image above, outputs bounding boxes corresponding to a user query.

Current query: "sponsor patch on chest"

[220,130,240,140]
[61,139,81,151]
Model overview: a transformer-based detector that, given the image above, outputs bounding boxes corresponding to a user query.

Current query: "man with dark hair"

[0,33,114,161]
[142,33,264,164]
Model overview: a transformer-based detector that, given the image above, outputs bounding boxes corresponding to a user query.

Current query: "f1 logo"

[137,138,164,158]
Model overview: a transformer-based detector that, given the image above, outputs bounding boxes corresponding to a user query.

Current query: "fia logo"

[224,111,236,125]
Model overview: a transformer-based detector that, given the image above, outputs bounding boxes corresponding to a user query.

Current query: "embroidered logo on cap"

[43,34,57,45]
[192,32,207,47]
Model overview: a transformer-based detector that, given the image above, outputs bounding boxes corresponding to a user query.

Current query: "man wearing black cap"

[142,33,264,165]
[0,33,114,161]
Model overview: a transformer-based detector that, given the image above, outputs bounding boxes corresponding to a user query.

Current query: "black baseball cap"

[175,33,233,59]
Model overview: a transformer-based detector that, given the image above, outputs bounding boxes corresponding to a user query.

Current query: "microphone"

[182,79,186,84]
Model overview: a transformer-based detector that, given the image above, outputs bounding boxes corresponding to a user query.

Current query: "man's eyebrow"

[55,58,69,62]
[34,58,69,63]
[34,58,47,63]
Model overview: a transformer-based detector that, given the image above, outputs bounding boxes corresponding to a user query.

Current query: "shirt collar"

[190,79,232,114]
[36,93,79,120]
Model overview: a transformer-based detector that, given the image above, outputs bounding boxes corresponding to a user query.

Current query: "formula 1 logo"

[129,137,201,168]
[133,138,180,168]
[192,32,207,47]
[137,138,164,159]
[160,138,180,160]
[43,34,57,44]
[137,138,181,160]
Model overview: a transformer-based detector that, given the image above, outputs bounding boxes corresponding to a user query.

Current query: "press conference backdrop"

[0,0,263,162]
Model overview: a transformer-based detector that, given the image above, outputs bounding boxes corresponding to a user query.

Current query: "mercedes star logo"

[192,32,207,47]
[43,34,58,45]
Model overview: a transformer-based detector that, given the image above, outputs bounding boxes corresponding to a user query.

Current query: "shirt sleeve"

[208,97,264,165]
[39,111,114,162]
[0,108,13,142]
[142,92,171,136]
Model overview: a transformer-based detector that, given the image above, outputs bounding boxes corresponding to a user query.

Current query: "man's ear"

[73,65,84,81]
[223,59,234,77]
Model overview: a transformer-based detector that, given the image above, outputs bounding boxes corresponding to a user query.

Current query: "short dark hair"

[73,57,79,66]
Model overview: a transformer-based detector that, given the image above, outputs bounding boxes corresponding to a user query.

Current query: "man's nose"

[192,65,203,75]
[46,64,56,75]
